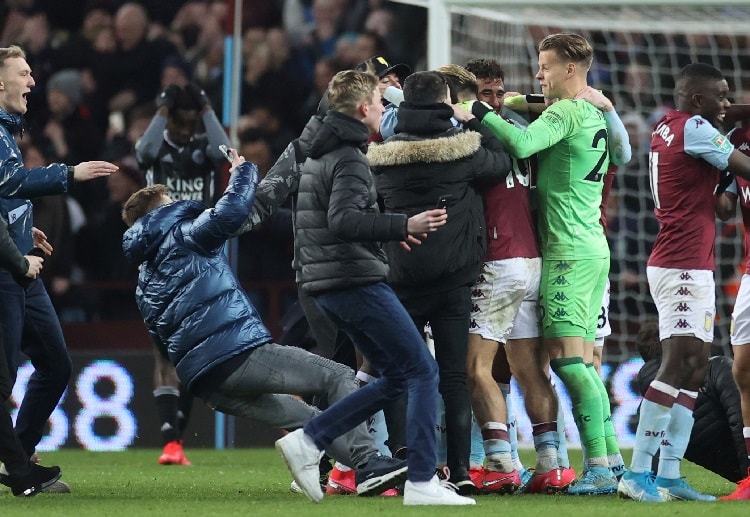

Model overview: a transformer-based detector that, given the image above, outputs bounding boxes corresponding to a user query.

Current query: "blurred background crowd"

[0,0,427,329]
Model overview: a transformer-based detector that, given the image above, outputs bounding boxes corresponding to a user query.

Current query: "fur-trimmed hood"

[367,130,482,167]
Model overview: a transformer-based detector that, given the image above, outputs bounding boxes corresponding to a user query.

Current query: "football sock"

[630,381,678,473]
[744,427,750,461]
[367,410,392,457]
[469,413,485,469]
[532,421,559,474]
[498,382,523,471]
[551,379,571,469]
[482,422,514,472]
[154,386,180,444]
[657,390,696,479]
[586,363,625,473]
[551,358,607,461]
[177,386,194,438]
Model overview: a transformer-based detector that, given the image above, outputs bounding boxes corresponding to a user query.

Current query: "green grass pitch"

[3,448,746,516]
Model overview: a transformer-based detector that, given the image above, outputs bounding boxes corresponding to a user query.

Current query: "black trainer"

[10,463,62,497]
[355,455,408,496]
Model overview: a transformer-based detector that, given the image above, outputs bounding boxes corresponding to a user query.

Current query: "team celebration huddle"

[3,0,750,509]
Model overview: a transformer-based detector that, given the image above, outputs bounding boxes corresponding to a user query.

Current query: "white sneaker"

[289,480,303,494]
[275,429,324,503]
[403,475,477,505]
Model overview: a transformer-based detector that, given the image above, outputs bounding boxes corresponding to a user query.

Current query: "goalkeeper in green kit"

[466,33,628,495]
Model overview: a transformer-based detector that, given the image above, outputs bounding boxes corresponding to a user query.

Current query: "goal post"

[390,0,750,359]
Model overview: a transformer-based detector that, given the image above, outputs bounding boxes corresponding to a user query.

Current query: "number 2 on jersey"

[584,128,608,182]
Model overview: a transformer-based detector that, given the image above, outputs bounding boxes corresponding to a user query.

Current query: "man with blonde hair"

[0,45,117,493]
[464,33,620,495]
[276,69,475,505]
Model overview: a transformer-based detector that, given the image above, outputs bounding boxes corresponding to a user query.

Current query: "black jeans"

[400,284,473,479]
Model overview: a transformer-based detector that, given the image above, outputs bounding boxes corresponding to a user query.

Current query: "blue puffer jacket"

[0,108,69,255]
[122,162,269,392]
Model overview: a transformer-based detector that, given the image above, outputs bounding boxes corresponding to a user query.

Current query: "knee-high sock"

[177,385,194,438]
[630,381,678,473]
[551,379,571,469]
[469,412,485,468]
[482,422,514,472]
[532,421,559,474]
[355,371,391,456]
[585,363,624,474]
[551,358,606,464]
[154,386,180,445]
[657,390,696,479]
[498,382,523,471]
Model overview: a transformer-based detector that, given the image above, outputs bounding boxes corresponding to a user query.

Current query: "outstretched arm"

[184,151,259,253]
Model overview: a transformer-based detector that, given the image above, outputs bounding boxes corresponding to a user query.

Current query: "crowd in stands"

[0,0,426,323]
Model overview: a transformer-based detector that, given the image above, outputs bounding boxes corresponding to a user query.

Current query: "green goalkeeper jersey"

[482,99,610,260]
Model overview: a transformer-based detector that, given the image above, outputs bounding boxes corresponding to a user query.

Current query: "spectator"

[0,216,62,497]
[369,70,511,493]
[0,45,118,494]
[122,154,404,499]
[283,68,472,505]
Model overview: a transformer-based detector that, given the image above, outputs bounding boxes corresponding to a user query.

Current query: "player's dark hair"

[679,63,724,83]
[465,58,505,82]
[403,71,449,105]
[172,86,201,112]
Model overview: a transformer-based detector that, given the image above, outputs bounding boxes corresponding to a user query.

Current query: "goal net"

[388,0,750,446]
[398,0,750,362]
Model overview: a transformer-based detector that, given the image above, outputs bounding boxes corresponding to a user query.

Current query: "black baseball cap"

[355,56,411,81]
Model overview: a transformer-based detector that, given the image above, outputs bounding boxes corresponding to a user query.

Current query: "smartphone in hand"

[219,144,233,163]
[436,194,453,210]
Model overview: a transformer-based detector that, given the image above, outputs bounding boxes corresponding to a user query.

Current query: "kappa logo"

[555,261,571,271]
[675,302,692,312]
[553,276,569,286]
[674,319,692,329]
[471,304,481,314]
[660,439,673,447]
[674,287,692,296]
[679,272,693,281]
[477,274,486,283]
[553,292,569,302]
[553,308,569,318]
[472,289,485,298]
[469,319,479,329]
[739,142,750,152]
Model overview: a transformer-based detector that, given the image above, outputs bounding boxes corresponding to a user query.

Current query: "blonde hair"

[122,184,169,227]
[0,45,27,69]
[327,70,379,117]
[539,33,593,70]
[435,64,477,100]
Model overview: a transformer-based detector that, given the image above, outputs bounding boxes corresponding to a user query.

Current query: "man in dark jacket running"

[277,69,475,506]
[122,149,403,497]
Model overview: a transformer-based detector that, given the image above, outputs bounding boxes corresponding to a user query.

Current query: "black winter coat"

[637,356,749,482]
[295,111,408,294]
[368,102,512,297]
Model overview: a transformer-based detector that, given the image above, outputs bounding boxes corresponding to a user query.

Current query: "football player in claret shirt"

[465,33,630,496]
[621,63,750,502]
[716,122,750,500]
